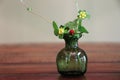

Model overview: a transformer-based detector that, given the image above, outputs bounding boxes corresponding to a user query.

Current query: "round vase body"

[56,36,87,76]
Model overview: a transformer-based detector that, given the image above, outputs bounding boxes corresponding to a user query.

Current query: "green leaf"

[74,34,80,39]
[59,34,64,39]
[64,19,78,29]
[87,14,91,19]
[78,26,89,33]
[52,21,59,36]
[77,18,82,26]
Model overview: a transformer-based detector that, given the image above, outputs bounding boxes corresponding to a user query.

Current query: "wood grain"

[0,43,119,80]
[0,63,119,74]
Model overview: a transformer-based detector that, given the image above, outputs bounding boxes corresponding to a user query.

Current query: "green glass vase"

[56,35,88,76]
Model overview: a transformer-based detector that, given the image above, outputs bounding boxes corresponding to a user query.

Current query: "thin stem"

[20,0,52,24]
[75,0,79,12]
[28,10,52,24]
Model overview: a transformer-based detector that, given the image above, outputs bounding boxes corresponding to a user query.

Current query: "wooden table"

[0,43,119,80]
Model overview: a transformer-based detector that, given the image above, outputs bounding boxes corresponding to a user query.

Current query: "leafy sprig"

[52,10,90,39]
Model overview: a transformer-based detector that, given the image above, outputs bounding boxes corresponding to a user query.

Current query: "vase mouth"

[63,34,81,40]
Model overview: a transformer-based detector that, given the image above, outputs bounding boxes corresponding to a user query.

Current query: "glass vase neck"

[64,37,79,49]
